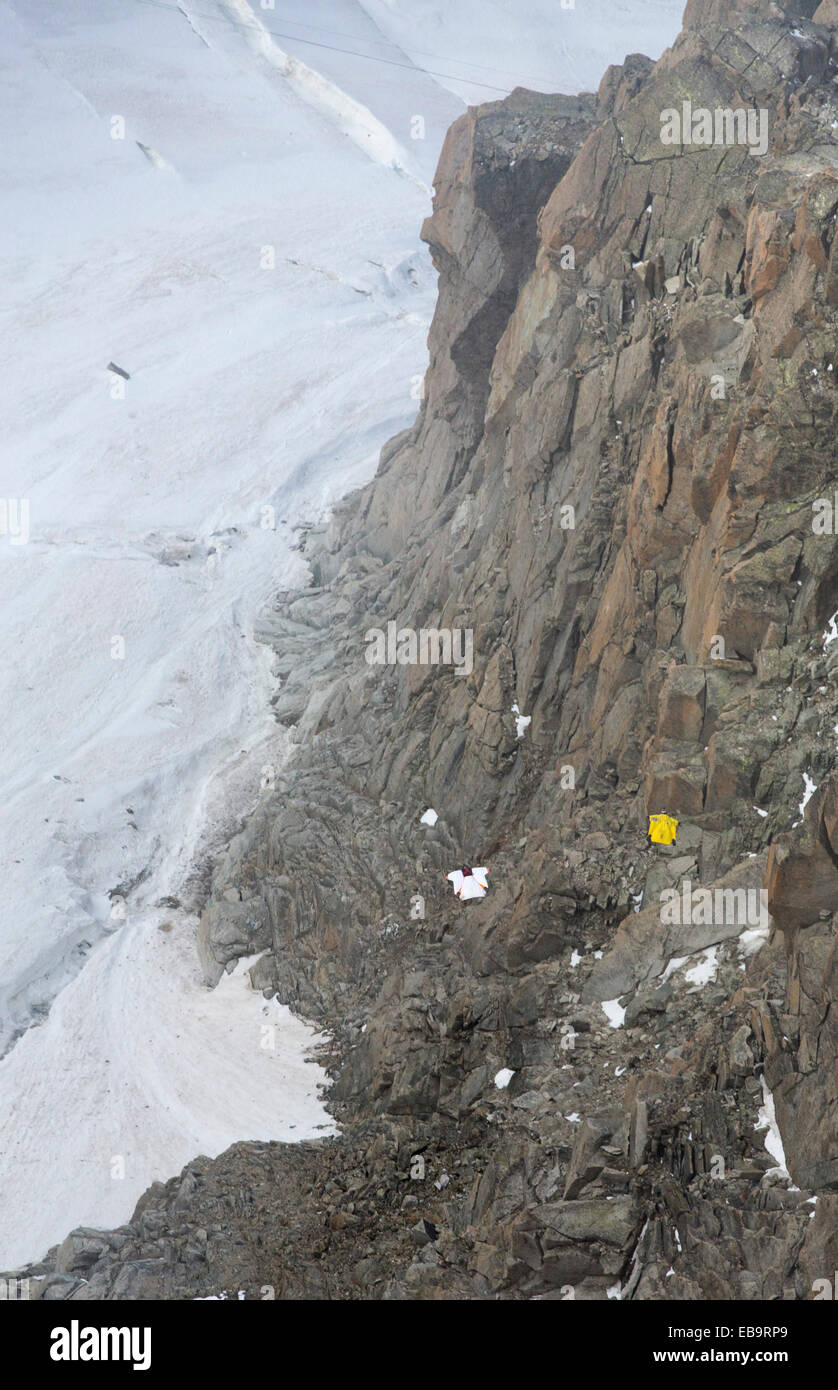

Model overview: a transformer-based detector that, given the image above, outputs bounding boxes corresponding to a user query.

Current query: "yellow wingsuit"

[648,813,678,846]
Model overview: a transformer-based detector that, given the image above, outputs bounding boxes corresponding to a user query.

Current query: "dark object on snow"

[107,362,130,380]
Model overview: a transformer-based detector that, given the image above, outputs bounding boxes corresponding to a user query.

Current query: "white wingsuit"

[446,867,489,900]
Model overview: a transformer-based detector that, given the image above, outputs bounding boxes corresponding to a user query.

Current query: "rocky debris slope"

[14,0,838,1299]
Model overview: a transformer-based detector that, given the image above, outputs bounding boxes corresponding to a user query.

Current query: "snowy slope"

[0,0,682,1267]
[356,0,685,103]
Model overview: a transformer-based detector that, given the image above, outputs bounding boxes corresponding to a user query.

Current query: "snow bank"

[601,998,626,1029]
[512,703,531,740]
[755,1077,790,1179]
[0,914,336,1267]
[684,946,719,989]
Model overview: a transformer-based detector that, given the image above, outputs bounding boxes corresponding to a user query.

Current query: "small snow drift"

[602,997,626,1028]
[798,773,818,820]
[755,1077,790,1179]
[446,865,489,900]
[511,702,531,740]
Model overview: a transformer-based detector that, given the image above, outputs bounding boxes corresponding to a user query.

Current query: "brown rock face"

[768,917,838,1189]
[767,773,838,932]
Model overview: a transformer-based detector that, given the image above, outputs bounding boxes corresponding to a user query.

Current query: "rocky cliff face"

[18,0,838,1299]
